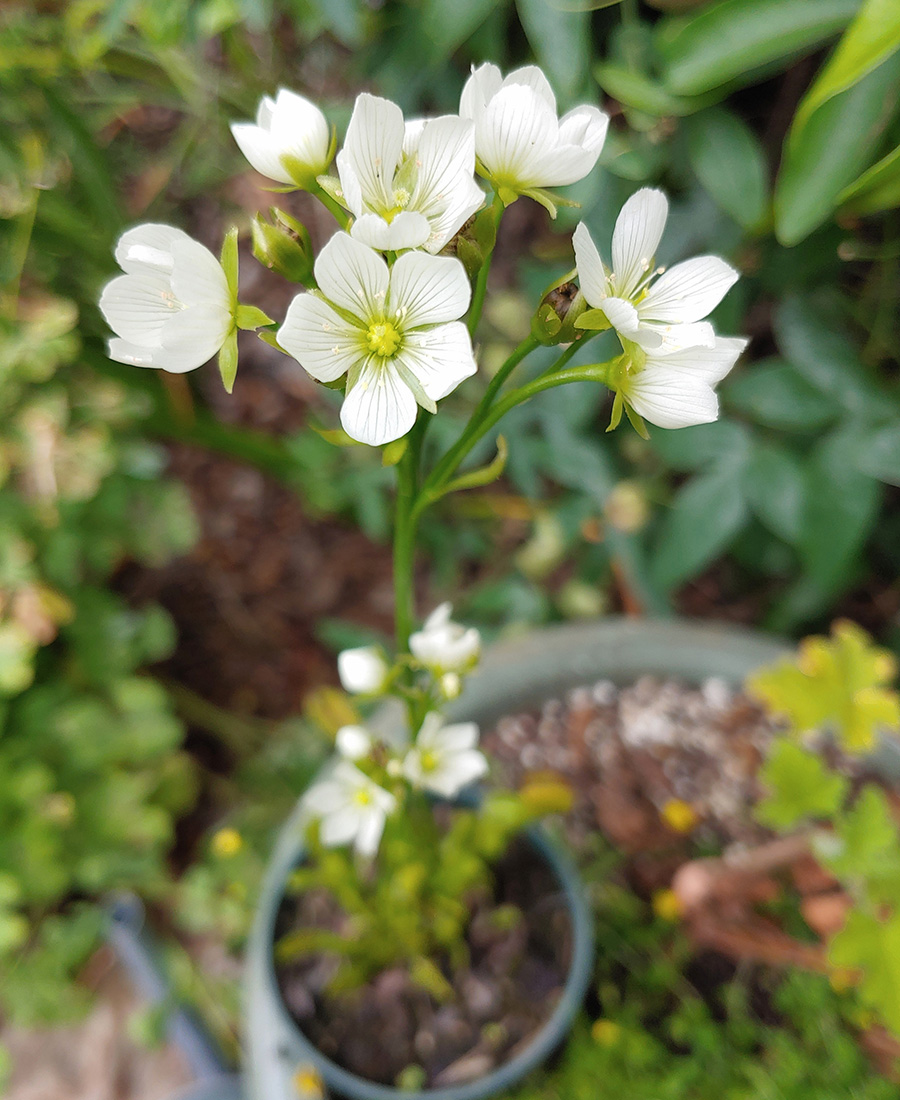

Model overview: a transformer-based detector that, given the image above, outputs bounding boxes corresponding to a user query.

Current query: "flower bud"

[531,281,587,345]
[251,208,314,284]
[337,646,389,695]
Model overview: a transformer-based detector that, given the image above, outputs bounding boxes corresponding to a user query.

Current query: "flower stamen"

[366,321,401,357]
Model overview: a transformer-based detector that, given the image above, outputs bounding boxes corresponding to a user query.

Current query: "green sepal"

[606,389,624,432]
[531,302,562,344]
[218,328,239,394]
[220,227,239,306]
[311,423,364,447]
[258,329,285,352]
[235,304,275,330]
[497,185,519,207]
[316,173,348,207]
[251,208,315,285]
[381,438,408,467]
[624,402,650,439]
[455,235,484,279]
[280,154,321,192]
[575,308,612,332]
[471,202,499,253]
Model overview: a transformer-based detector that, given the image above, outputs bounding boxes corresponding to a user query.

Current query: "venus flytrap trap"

[97,61,749,1085]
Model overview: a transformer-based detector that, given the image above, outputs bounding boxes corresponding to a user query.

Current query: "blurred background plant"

[2,0,900,1075]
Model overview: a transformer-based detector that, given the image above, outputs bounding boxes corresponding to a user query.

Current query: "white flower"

[621,336,749,430]
[573,189,740,354]
[302,760,396,858]
[409,603,480,675]
[338,646,389,695]
[459,63,608,196]
[230,88,332,187]
[336,93,484,254]
[278,233,477,446]
[403,713,488,799]
[100,224,234,374]
[335,725,373,761]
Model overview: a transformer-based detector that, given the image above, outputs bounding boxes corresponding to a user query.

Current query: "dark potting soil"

[275,836,572,1088]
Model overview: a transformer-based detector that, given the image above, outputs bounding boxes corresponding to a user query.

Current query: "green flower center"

[419,750,438,773]
[366,321,401,357]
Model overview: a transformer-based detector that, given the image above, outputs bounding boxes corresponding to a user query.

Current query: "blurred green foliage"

[2,0,900,1057]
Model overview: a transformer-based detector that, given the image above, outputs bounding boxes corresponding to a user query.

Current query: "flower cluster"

[99,62,747,442]
[302,605,488,858]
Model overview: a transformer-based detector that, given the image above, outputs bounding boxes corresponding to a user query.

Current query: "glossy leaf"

[420,0,497,55]
[838,142,900,214]
[684,107,769,230]
[793,0,900,131]
[594,62,711,117]
[657,0,860,96]
[775,52,900,244]
[517,0,590,102]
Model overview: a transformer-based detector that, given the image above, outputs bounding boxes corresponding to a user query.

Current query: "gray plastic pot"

[244,617,900,1100]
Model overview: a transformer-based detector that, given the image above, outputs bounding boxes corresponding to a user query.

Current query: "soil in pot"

[274,834,572,1088]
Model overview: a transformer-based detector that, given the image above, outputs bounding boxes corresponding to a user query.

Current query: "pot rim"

[254,811,594,1100]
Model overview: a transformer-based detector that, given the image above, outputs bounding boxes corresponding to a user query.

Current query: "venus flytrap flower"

[335,725,373,761]
[231,89,333,189]
[573,189,740,354]
[338,646,390,695]
[100,224,236,376]
[278,233,477,446]
[460,63,608,214]
[402,713,488,799]
[302,760,396,858]
[409,603,481,679]
[609,336,749,432]
[336,93,484,253]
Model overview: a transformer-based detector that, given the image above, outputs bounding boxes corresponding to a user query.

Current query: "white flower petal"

[601,296,653,344]
[424,175,485,253]
[436,722,480,753]
[340,357,418,446]
[270,88,331,171]
[573,222,611,307]
[648,335,748,383]
[341,93,405,211]
[314,232,389,319]
[423,603,452,632]
[628,366,719,430]
[114,224,188,275]
[350,211,430,252]
[641,255,739,323]
[355,809,387,858]
[557,105,609,158]
[230,122,294,184]
[640,320,716,354]
[503,65,557,112]
[338,648,388,694]
[108,337,163,370]
[409,116,476,218]
[169,237,230,308]
[336,154,364,218]
[159,303,232,367]
[459,63,503,122]
[396,322,477,402]
[390,252,471,327]
[476,84,557,186]
[100,272,182,344]
[611,189,668,299]
[320,807,361,848]
[402,117,428,155]
[278,293,364,383]
[335,724,373,760]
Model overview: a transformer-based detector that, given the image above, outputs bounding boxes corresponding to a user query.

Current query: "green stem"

[393,424,424,655]
[415,359,617,519]
[312,183,351,229]
[467,194,504,338]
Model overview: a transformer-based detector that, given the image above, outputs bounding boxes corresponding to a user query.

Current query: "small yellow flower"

[661,798,699,834]
[212,828,243,858]
[293,1063,324,1098]
[652,888,683,922]
[591,1018,622,1046]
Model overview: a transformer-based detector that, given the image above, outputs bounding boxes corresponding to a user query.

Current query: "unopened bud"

[531,281,586,345]
[251,208,314,284]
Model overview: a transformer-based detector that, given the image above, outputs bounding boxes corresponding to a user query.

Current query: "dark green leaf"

[854,425,900,486]
[594,62,712,117]
[725,357,838,430]
[838,142,900,214]
[743,444,806,545]
[657,0,860,97]
[517,0,590,102]
[420,0,498,55]
[798,430,881,590]
[650,463,748,590]
[774,51,900,244]
[648,419,751,472]
[684,107,769,231]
